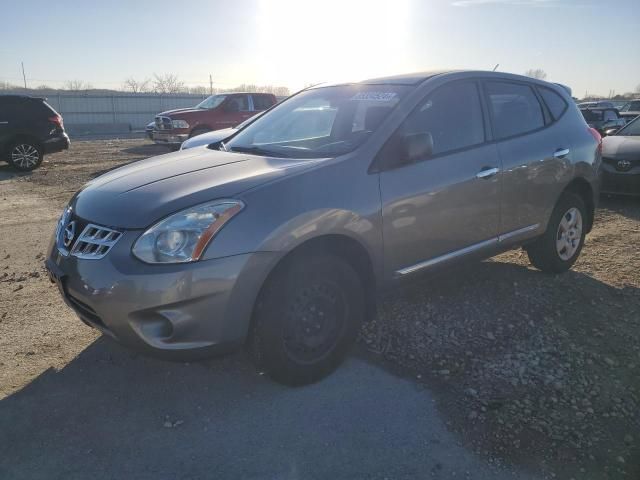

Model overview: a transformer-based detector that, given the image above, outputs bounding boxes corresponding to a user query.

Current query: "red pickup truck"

[152,92,277,149]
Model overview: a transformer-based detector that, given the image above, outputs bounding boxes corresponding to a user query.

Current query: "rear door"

[378,80,502,277]
[483,80,571,237]
[0,98,23,150]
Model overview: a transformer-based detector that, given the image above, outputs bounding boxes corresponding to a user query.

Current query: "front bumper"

[601,164,640,196]
[152,131,188,146]
[45,229,277,359]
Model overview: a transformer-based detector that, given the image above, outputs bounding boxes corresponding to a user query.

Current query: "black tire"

[526,192,587,273]
[189,127,211,138]
[249,254,365,386]
[7,140,43,171]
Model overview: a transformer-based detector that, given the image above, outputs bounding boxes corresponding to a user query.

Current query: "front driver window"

[398,81,485,156]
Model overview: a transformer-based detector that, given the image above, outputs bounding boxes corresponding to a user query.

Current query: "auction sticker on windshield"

[350,92,397,102]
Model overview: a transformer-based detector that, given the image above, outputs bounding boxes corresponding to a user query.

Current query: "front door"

[220,94,253,127]
[378,81,502,277]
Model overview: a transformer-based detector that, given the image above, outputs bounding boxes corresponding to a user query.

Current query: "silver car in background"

[46,71,601,385]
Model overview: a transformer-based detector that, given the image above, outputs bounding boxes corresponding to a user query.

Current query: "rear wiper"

[229,146,291,158]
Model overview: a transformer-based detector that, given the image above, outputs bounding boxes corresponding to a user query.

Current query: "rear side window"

[252,95,273,111]
[485,81,544,139]
[538,87,568,120]
[24,99,52,117]
[0,98,21,118]
[398,81,485,156]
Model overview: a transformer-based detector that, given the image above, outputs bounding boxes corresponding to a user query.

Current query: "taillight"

[588,127,602,153]
[49,115,64,129]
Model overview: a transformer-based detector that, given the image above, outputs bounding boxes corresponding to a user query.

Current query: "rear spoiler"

[553,83,572,96]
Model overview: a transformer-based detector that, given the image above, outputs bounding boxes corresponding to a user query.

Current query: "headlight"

[132,200,244,264]
[171,119,189,129]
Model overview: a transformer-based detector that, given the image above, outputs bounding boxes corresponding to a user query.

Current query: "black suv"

[0,95,70,171]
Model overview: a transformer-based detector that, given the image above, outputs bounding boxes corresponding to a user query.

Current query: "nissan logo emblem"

[63,221,76,248]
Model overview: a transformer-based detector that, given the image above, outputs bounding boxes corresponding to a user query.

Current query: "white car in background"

[180,113,262,150]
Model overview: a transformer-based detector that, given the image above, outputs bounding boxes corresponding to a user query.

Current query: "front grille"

[70,224,122,259]
[155,116,172,130]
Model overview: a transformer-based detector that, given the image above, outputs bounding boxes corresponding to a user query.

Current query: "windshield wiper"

[229,146,291,158]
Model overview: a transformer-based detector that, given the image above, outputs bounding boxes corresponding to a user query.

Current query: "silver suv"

[46,71,601,385]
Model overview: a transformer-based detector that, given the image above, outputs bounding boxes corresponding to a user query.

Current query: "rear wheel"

[249,254,365,386]
[526,192,587,273]
[8,140,43,171]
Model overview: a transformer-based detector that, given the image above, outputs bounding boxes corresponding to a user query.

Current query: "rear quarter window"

[538,87,568,121]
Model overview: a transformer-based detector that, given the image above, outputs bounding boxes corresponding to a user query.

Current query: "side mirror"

[603,128,619,137]
[401,132,434,163]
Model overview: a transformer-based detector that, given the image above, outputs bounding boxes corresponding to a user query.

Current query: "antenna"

[21,61,27,88]
[492,64,499,72]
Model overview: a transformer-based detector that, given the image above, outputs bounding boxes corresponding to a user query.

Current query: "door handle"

[553,148,570,158]
[0,121,8,124]
[476,167,500,179]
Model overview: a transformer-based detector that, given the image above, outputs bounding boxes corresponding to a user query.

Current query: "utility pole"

[21,62,27,89]
[209,74,213,95]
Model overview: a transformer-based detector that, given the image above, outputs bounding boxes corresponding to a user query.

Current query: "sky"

[1,0,639,97]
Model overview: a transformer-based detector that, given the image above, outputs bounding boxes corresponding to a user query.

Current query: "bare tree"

[0,81,18,90]
[189,85,209,95]
[123,77,150,93]
[524,68,547,80]
[152,73,185,94]
[64,80,93,91]
[271,86,290,96]
[635,83,640,94]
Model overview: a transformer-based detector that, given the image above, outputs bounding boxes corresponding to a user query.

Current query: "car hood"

[181,128,235,150]
[602,135,640,159]
[156,108,203,117]
[72,149,318,229]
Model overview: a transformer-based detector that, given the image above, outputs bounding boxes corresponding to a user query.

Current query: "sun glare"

[256,0,412,90]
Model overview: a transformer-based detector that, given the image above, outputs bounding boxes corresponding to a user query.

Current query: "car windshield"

[234,112,262,130]
[195,95,227,110]
[616,116,640,136]
[225,85,410,158]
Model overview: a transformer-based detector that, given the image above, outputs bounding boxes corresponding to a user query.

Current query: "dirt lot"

[0,139,638,479]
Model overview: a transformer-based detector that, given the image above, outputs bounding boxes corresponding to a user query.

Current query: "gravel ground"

[0,139,638,479]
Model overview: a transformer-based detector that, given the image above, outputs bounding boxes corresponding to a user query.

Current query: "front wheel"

[8,140,43,171]
[526,192,587,273]
[249,254,365,386]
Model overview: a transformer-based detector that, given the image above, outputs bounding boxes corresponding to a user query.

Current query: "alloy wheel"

[556,207,583,261]
[11,144,40,169]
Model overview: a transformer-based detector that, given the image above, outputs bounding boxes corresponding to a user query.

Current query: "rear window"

[485,81,544,139]
[538,87,568,120]
[581,109,603,122]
